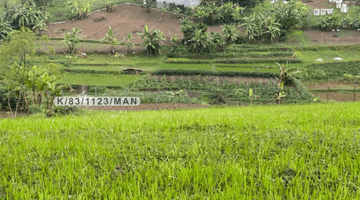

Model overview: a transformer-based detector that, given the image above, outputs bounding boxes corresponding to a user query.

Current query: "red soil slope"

[42,3,360,49]
[42,4,228,46]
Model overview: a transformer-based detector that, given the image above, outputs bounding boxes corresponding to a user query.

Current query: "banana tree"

[231,4,244,22]
[168,33,179,53]
[194,8,209,23]
[240,14,258,43]
[266,16,281,43]
[81,1,91,19]
[137,25,166,56]
[221,23,239,45]
[0,19,13,41]
[2,62,28,118]
[62,27,82,55]
[104,0,115,12]
[67,1,82,19]
[275,62,305,103]
[209,32,226,51]
[122,33,135,54]
[187,29,211,54]
[101,26,120,54]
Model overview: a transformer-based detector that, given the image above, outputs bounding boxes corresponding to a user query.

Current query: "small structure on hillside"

[327,9,334,14]
[341,6,348,13]
[144,0,201,8]
[313,9,320,16]
[320,9,327,15]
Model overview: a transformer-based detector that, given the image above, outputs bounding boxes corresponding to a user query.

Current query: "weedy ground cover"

[305,61,360,81]
[58,73,142,86]
[0,103,360,198]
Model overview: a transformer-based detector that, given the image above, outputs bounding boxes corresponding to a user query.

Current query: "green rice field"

[0,102,360,198]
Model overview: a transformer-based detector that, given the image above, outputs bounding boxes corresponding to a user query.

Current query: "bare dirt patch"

[306,81,359,90]
[41,4,242,47]
[313,91,360,101]
[80,103,208,111]
[303,29,360,45]
[41,3,360,51]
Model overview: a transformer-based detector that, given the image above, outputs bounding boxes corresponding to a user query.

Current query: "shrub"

[233,35,247,44]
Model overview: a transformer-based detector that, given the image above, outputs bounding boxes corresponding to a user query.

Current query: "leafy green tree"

[101,26,120,54]
[2,1,47,32]
[0,27,36,68]
[137,25,166,56]
[271,0,303,38]
[62,27,83,55]
[2,63,28,117]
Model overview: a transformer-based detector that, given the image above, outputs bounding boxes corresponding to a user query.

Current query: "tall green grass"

[1,103,360,198]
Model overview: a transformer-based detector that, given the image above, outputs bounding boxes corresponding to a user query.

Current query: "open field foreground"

[1,103,360,199]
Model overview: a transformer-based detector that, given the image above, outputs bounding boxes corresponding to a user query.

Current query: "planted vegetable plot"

[98,76,315,105]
